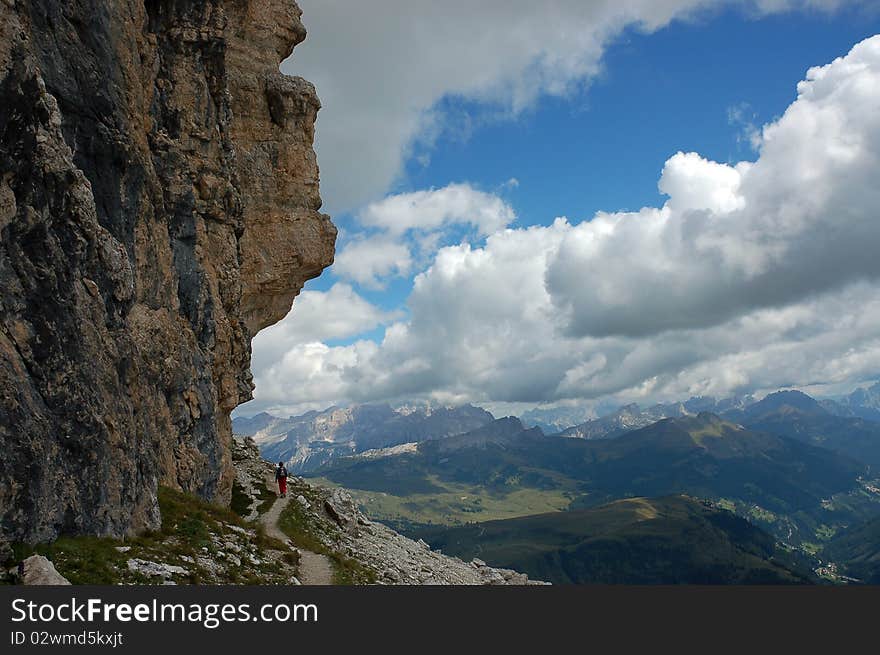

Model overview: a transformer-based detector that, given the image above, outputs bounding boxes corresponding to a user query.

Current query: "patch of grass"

[689,423,727,444]
[715,498,738,513]
[815,524,837,541]
[6,486,296,585]
[10,538,128,585]
[328,553,376,585]
[277,502,329,555]
[156,486,240,534]
[747,505,778,523]
[801,542,822,556]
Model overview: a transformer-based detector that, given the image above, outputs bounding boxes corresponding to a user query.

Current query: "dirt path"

[260,476,335,585]
[296,549,335,586]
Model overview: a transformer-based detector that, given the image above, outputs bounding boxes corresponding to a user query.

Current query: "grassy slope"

[744,413,880,470]
[6,480,376,586]
[413,496,816,585]
[821,515,880,583]
[310,474,576,533]
[5,487,295,584]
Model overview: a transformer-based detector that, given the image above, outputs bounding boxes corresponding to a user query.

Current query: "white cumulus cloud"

[288,0,871,212]
[244,35,880,415]
[248,283,398,387]
[547,35,880,338]
[332,183,516,289]
[359,183,516,237]
[332,236,413,289]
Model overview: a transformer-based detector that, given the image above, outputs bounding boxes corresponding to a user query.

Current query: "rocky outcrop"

[20,555,71,585]
[231,432,273,522]
[0,0,335,545]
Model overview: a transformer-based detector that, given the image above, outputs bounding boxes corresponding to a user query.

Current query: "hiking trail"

[260,475,335,585]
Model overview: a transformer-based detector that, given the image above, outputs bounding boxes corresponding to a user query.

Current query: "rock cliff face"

[0,0,335,544]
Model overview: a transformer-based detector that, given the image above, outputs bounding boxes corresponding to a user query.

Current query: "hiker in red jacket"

[275,461,288,497]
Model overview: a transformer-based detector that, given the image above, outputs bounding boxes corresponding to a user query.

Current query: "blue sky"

[410,7,880,218]
[308,4,879,308]
[242,1,880,417]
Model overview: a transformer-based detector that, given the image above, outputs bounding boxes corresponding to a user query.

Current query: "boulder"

[21,555,70,585]
[324,488,359,530]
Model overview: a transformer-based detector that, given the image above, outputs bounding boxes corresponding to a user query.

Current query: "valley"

[307,413,880,547]
[411,496,816,584]
[309,474,577,531]
[237,383,880,583]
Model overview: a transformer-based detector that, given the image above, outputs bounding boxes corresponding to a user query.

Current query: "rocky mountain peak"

[747,390,828,418]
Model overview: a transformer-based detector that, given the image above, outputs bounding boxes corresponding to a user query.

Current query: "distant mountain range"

[519,406,596,435]
[554,396,755,439]
[822,381,880,422]
[725,390,880,469]
[419,416,543,454]
[309,412,878,545]
[531,383,880,438]
[234,382,880,472]
[540,388,880,472]
[556,403,660,439]
[236,383,880,581]
[232,403,494,473]
[414,495,815,585]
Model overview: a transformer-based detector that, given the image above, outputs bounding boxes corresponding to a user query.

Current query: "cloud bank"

[248,35,880,416]
[332,184,517,289]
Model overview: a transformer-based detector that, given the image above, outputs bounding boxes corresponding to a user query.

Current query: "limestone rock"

[0,0,335,544]
[21,555,71,585]
[324,488,360,531]
[232,436,273,520]
[127,559,188,580]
